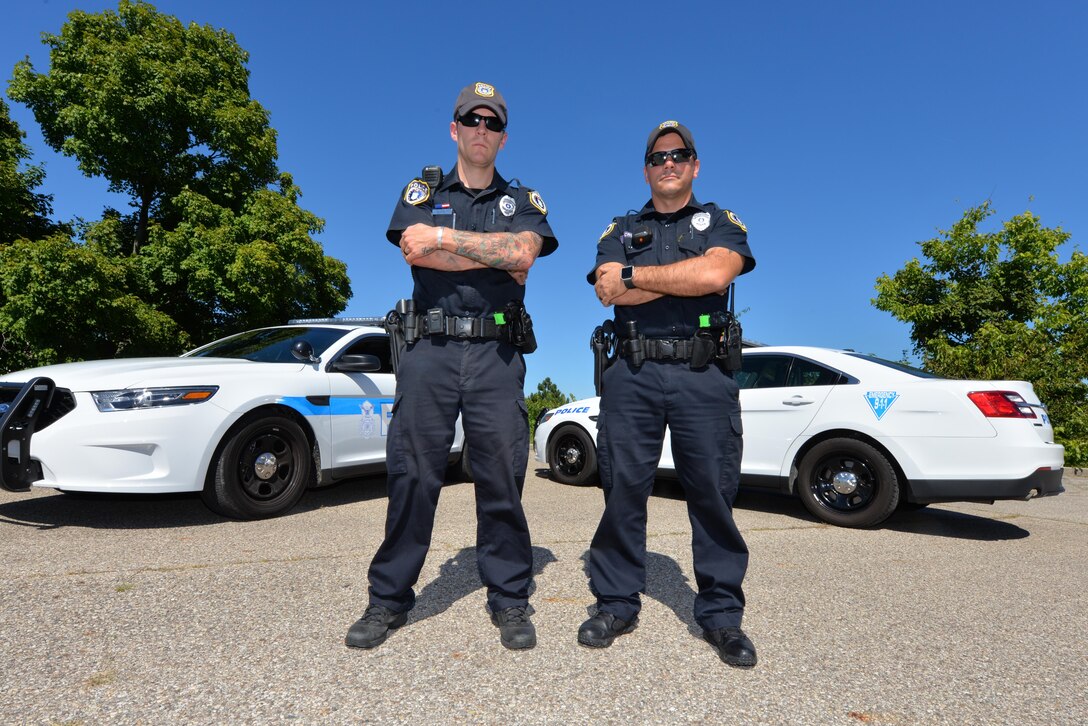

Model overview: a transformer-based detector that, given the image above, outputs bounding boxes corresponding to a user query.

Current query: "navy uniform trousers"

[367,336,532,614]
[589,357,748,631]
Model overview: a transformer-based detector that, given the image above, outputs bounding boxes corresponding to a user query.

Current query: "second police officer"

[346,82,558,651]
[582,120,758,667]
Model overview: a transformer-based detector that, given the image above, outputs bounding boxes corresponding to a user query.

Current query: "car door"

[326,334,397,474]
[738,353,839,477]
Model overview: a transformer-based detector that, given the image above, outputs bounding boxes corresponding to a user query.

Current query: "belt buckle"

[454,317,475,338]
[658,340,676,358]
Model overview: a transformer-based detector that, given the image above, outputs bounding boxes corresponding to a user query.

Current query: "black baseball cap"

[645,120,697,160]
[454,82,508,126]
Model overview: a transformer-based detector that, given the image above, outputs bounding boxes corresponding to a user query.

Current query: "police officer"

[346,82,558,651]
[581,120,757,667]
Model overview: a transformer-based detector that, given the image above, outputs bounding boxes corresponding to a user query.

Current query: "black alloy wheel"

[203,414,312,519]
[547,425,598,486]
[796,438,899,528]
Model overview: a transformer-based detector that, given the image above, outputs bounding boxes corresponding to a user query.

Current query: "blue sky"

[5,0,1086,399]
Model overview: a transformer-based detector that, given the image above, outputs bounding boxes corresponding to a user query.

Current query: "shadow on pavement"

[637,476,1030,541]
[406,545,558,625]
[0,475,391,531]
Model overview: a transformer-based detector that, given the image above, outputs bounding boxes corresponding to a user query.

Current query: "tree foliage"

[526,377,576,438]
[0,232,183,369]
[0,98,57,245]
[8,0,277,251]
[139,174,350,344]
[1,1,351,372]
[874,202,1088,465]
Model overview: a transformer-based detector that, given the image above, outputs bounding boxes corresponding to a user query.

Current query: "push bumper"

[0,377,54,492]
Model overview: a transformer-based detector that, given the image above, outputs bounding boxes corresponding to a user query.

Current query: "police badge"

[692,212,711,231]
[404,179,430,206]
[499,195,516,217]
[475,82,495,97]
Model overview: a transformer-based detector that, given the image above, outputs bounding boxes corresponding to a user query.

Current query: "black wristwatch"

[621,265,635,289]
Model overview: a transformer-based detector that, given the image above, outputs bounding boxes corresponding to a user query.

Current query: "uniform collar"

[636,193,708,220]
[440,164,509,195]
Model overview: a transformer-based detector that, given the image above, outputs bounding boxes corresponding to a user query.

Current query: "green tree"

[1,2,350,370]
[139,175,350,343]
[0,98,57,245]
[526,377,576,438]
[0,232,183,370]
[874,202,1088,465]
[8,0,277,252]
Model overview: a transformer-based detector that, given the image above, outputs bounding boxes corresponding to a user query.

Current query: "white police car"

[0,320,467,519]
[534,346,1065,527]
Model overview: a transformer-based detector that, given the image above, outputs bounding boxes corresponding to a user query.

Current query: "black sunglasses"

[646,148,696,167]
[458,113,506,132]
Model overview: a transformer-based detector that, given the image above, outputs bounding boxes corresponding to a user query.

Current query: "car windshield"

[845,353,943,379]
[185,327,348,362]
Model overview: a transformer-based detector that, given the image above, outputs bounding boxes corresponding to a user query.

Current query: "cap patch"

[726,210,747,232]
[404,179,430,206]
[499,195,516,217]
[599,222,616,241]
[475,82,495,98]
[659,120,680,130]
[528,190,547,214]
[692,212,711,232]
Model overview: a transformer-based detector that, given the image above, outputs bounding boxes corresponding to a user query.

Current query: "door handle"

[782,397,813,406]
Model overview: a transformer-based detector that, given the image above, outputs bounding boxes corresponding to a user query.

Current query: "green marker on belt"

[699,314,711,328]
[494,312,506,325]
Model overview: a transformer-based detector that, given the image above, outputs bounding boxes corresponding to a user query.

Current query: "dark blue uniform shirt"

[388,165,558,317]
[589,196,756,338]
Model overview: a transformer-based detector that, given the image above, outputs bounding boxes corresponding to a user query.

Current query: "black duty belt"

[624,338,696,361]
[417,313,502,339]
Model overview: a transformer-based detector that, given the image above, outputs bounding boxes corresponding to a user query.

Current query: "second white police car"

[534,346,1065,527]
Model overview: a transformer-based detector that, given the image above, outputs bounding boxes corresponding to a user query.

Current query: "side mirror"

[329,354,382,373]
[291,340,320,364]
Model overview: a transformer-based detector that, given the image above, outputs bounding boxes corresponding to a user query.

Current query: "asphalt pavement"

[1,467,1085,725]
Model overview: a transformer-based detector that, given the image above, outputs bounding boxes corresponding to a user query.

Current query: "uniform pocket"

[386,395,408,475]
[514,398,529,473]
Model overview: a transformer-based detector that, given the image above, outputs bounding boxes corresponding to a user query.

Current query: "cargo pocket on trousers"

[514,399,529,474]
[386,395,407,475]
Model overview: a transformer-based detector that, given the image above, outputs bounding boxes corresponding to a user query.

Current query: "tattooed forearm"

[448,230,543,271]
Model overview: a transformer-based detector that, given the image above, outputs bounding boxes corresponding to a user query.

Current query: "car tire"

[796,438,899,528]
[547,425,598,486]
[203,413,313,519]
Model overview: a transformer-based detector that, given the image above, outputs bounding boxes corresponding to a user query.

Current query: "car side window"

[738,355,793,389]
[786,358,843,387]
[340,335,393,374]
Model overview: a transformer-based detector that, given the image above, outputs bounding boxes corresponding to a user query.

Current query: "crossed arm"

[593,247,745,307]
[399,223,542,284]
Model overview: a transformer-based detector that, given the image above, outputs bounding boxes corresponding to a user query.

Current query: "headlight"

[91,386,219,412]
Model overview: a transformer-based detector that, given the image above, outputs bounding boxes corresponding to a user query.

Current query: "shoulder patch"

[404,179,430,206]
[528,190,547,214]
[726,210,747,232]
[599,221,616,241]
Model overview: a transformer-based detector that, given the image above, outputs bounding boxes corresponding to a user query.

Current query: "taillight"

[967,391,1038,418]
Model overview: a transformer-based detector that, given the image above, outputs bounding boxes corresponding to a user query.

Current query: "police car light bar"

[287,317,387,326]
